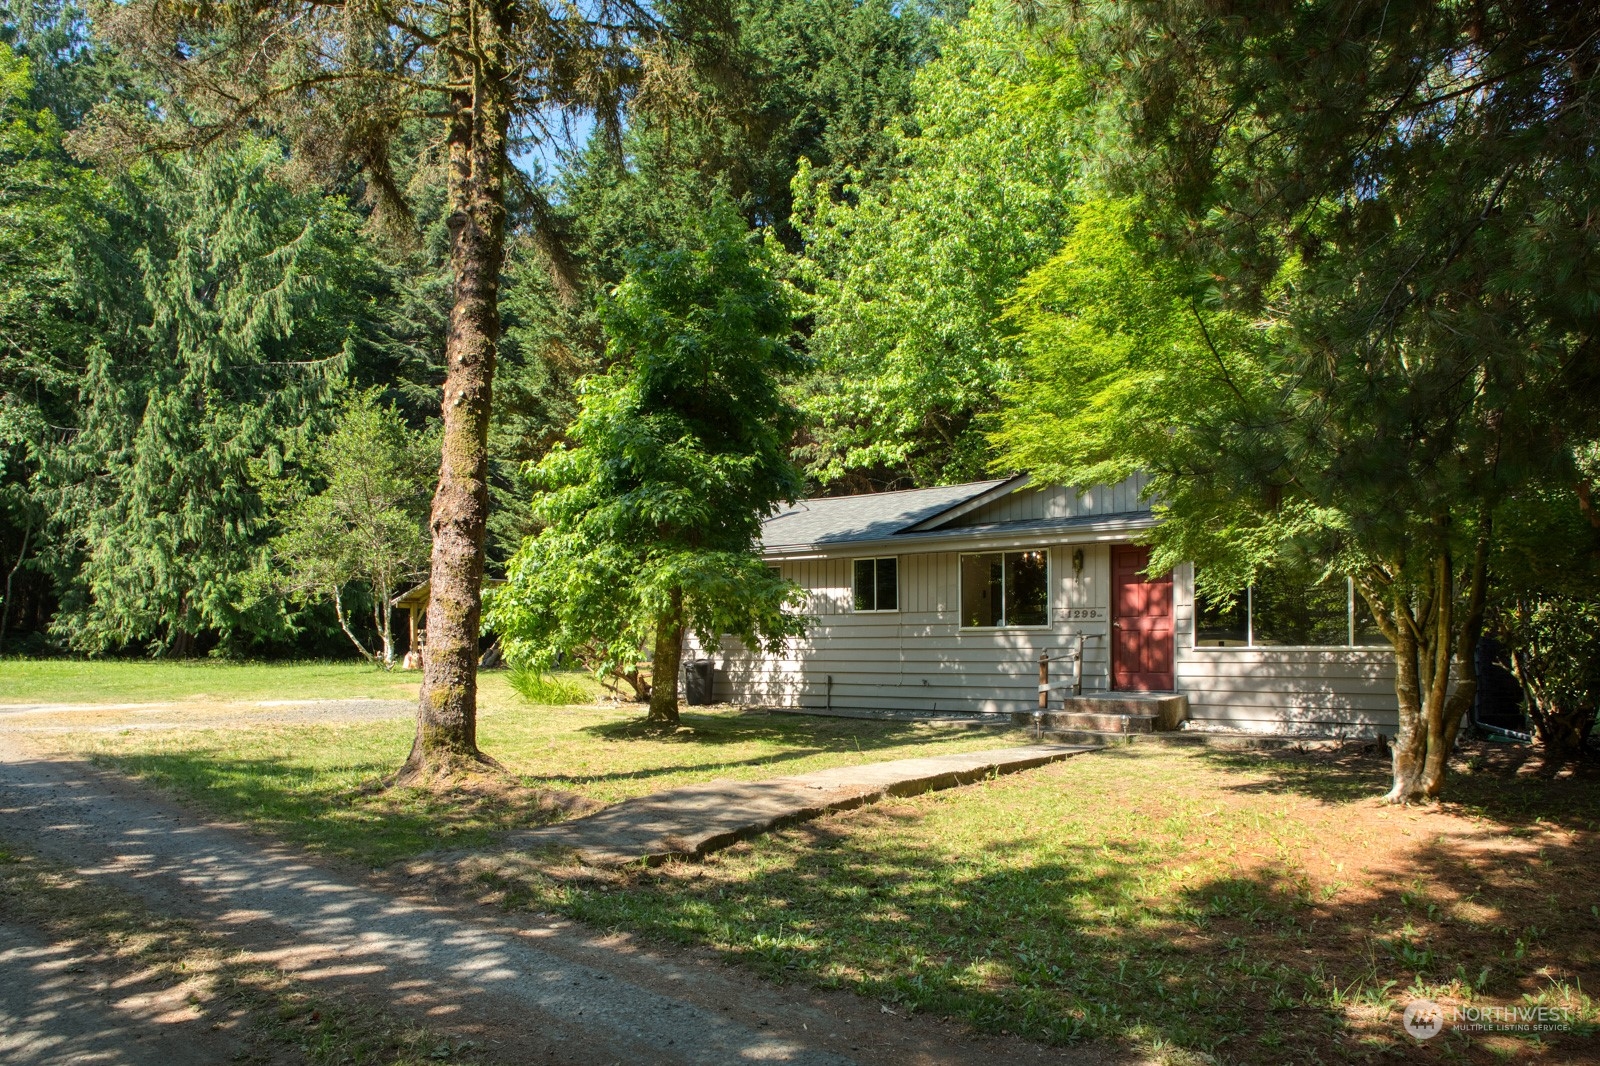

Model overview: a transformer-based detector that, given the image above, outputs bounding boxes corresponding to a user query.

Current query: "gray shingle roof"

[761,479,1013,549]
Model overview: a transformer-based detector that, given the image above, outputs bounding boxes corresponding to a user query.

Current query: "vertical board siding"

[948,474,1152,527]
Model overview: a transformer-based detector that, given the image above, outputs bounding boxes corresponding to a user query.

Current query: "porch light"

[1072,548,1084,575]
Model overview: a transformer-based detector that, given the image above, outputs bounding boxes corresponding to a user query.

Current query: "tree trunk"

[333,587,375,661]
[398,10,511,781]
[1377,528,1491,803]
[1420,527,1489,797]
[1386,616,1428,803]
[0,520,30,653]
[373,579,394,667]
[647,586,685,725]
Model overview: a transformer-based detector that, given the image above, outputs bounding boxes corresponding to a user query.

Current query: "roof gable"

[759,473,1155,554]
[760,478,1015,549]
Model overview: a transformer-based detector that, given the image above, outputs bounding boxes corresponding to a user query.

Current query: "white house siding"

[696,546,1118,715]
[1170,563,1398,737]
[694,546,1400,736]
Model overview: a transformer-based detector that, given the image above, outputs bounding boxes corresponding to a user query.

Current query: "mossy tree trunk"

[399,1,511,780]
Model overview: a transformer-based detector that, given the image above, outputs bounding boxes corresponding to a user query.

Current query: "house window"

[1195,571,1387,648]
[960,550,1049,628]
[852,557,898,612]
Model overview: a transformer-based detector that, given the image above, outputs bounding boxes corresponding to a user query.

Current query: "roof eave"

[760,512,1158,560]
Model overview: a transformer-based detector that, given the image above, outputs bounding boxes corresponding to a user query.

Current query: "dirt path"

[0,736,1133,1066]
[0,697,413,734]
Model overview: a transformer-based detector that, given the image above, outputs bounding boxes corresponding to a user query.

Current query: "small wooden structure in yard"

[392,578,505,670]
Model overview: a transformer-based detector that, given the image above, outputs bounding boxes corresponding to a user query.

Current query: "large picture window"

[960,550,1049,628]
[852,557,898,612]
[1195,570,1386,649]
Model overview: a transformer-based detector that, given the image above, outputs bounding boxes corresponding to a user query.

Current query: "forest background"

[1,0,1037,660]
[2,0,1595,784]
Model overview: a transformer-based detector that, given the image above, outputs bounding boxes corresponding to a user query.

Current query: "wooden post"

[1038,652,1049,710]
[408,606,419,655]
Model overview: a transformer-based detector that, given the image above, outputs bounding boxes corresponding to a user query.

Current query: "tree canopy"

[489,206,807,723]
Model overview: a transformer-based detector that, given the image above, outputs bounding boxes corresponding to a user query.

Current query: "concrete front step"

[1023,710,1158,734]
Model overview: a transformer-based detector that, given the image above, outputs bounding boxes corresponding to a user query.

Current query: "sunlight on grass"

[471,746,1600,1064]
[59,699,1035,864]
[0,658,423,705]
[24,661,1599,1063]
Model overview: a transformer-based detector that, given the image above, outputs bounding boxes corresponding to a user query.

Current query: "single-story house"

[686,474,1397,737]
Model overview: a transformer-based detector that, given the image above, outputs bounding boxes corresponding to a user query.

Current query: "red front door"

[1112,544,1174,691]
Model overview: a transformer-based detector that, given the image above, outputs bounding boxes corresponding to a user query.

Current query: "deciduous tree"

[489,208,807,724]
[1002,0,1600,801]
[264,393,433,665]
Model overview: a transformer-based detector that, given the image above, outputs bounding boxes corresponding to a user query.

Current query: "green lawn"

[57,697,1035,865]
[0,657,422,705]
[17,661,1597,1063]
[495,746,1598,1063]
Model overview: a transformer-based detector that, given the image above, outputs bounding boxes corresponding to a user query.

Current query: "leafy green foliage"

[505,666,592,706]
[791,0,1085,488]
[261,392,433,664]
[990,0,1600,800]
[50,142,388,655]
[1490,469,1600,756]
[489,208,808,717]
[0,41,103,647]
[994,198,1297,599]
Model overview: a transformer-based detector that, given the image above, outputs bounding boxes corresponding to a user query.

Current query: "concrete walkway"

[504,744,1089,866]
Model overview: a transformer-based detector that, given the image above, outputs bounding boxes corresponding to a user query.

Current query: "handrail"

[1036,633,1104,711]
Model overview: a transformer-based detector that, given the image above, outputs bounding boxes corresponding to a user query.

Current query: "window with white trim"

[960,550,1049,628]
[1195,570,1386,648]
[852,557,898,612]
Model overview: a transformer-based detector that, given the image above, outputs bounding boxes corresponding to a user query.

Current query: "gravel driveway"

[0,735,1128,1066]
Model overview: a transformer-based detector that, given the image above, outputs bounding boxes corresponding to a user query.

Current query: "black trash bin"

[683,659,715,706]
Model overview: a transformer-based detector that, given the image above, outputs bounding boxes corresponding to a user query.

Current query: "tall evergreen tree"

[489,206,807,724]
[78,0,656,779]
[0,40,99,650]
[50,143,385,654]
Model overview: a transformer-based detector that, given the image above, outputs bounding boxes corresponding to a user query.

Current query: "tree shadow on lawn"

[564,799,1598,1064]
[1192,742,1600,833]
[88,749,580,866]
[577,709,991,750]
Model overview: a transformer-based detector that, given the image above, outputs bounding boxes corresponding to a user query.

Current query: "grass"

[0,657,422,704]
[18,661,1600,1062]
[460,744,1600,1064]
[58,698,1037,865]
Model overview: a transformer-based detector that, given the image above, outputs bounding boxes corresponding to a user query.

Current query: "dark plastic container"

[684,659,715,706]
